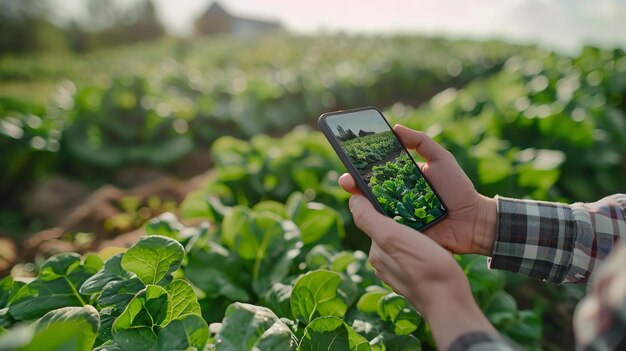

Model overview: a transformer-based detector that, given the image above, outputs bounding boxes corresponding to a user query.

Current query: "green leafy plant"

[370,154,443,229]
[0,204,541,350]
[339,129,443,229]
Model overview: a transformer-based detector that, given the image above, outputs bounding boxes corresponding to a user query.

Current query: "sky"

[325,109,391,138]
[53,0,626,53]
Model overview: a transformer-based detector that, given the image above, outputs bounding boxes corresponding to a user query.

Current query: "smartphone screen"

[319,107,447,231]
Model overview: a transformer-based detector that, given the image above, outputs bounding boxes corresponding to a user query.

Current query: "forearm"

[423,290,496,350]
[418,283,519,351]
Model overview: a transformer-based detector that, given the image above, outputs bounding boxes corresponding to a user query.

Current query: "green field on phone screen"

[333,126,444,230]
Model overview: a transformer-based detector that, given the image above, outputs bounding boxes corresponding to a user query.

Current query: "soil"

[358,149,403,184]
[1,169,213,277]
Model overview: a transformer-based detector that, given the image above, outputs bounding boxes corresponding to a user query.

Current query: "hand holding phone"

[321,107,497,256]
[321,109,499,351]
[319,107,448,231]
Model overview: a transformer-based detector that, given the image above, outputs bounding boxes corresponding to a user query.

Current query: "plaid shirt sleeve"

[448,194,626,351]
[489,194,626,283]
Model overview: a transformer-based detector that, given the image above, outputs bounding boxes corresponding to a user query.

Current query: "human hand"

[339,124,497,256]
[348,194,496,349]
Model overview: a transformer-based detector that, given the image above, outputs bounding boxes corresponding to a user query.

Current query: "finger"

[351,195,431,254]
[368,242,383,271]
[338,173,360,194]
[369,243,393,284]
[349,195,397,243]
[416,161,426,173]
[369,243,409,296]
[369,241,401,272]
[393,124,452,162]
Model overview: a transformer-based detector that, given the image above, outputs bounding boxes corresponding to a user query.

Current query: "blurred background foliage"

[1,0,625,349]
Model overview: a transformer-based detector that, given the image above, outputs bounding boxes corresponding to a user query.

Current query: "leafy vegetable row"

[341,131,402,171]
[388,46,626,202]
[0,192,540,350]
[370,154,443,229]
[1,35,519,201]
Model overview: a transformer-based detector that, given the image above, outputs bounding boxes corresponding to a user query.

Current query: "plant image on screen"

[337,127,443,230]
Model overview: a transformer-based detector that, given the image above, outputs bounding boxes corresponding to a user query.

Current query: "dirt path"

[359,149,403,184]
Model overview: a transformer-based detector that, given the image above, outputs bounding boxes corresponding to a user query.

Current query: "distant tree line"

[336,126,376,141]
[0,0,164,55]
[336,126,358,141]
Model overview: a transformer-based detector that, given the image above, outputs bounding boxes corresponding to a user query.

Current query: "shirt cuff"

[448,331,519,351]
[488,196,576,283]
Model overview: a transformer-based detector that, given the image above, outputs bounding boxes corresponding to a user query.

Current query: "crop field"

[370,153,443,230]
[339,131,443,229]
[0,34,625,350]
[341,131,402,176]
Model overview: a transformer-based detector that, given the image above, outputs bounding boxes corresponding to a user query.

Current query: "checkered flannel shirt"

[448,194,626,351]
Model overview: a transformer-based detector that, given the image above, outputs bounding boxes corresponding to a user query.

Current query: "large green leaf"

[92,340,122,351]
[251,218,301,295]
[252,200,288,219]
[180,190,237,222]
[112,285,171,351]
[144,212,208,248]
[298,316,371,351]
[0,276,23,328]
[121,235,185,285]
[369,331,421,351]
[164,280,201,320]
[80,254,131,295]
[8,253,100,321]
[184,242,250,301]
[0,277,14,308]
[216,302,297,351]
[0,306,100,351]
[347,310,385,341]
[377,294,421,335]
[484,291,542,347]
[291,270,348,324]
[156,314,209,351]
[286,193,344,247]
[459,255,505,299]
[221,207,302,295]
[0,308,13,329]
[33,305,100,351]
[304,245,336,271]
[356,287,389,314]
[96,307,119,346]
[261,282,293,319]
[0,321,94,351]
[0,325,32,350]
[97,277,145,311]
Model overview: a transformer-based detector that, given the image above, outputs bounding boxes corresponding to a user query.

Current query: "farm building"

[195,2,282,38]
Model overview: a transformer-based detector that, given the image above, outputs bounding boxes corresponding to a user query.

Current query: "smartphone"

[319,106,447,231]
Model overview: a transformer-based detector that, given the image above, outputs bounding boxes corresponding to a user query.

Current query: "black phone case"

[318,106,448,232]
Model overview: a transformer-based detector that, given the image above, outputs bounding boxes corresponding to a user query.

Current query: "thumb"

[349,195,396,242]
[393,124,452,162]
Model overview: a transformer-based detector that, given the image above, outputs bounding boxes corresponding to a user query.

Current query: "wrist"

[420,286,496,350]
[472,195,497,256]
